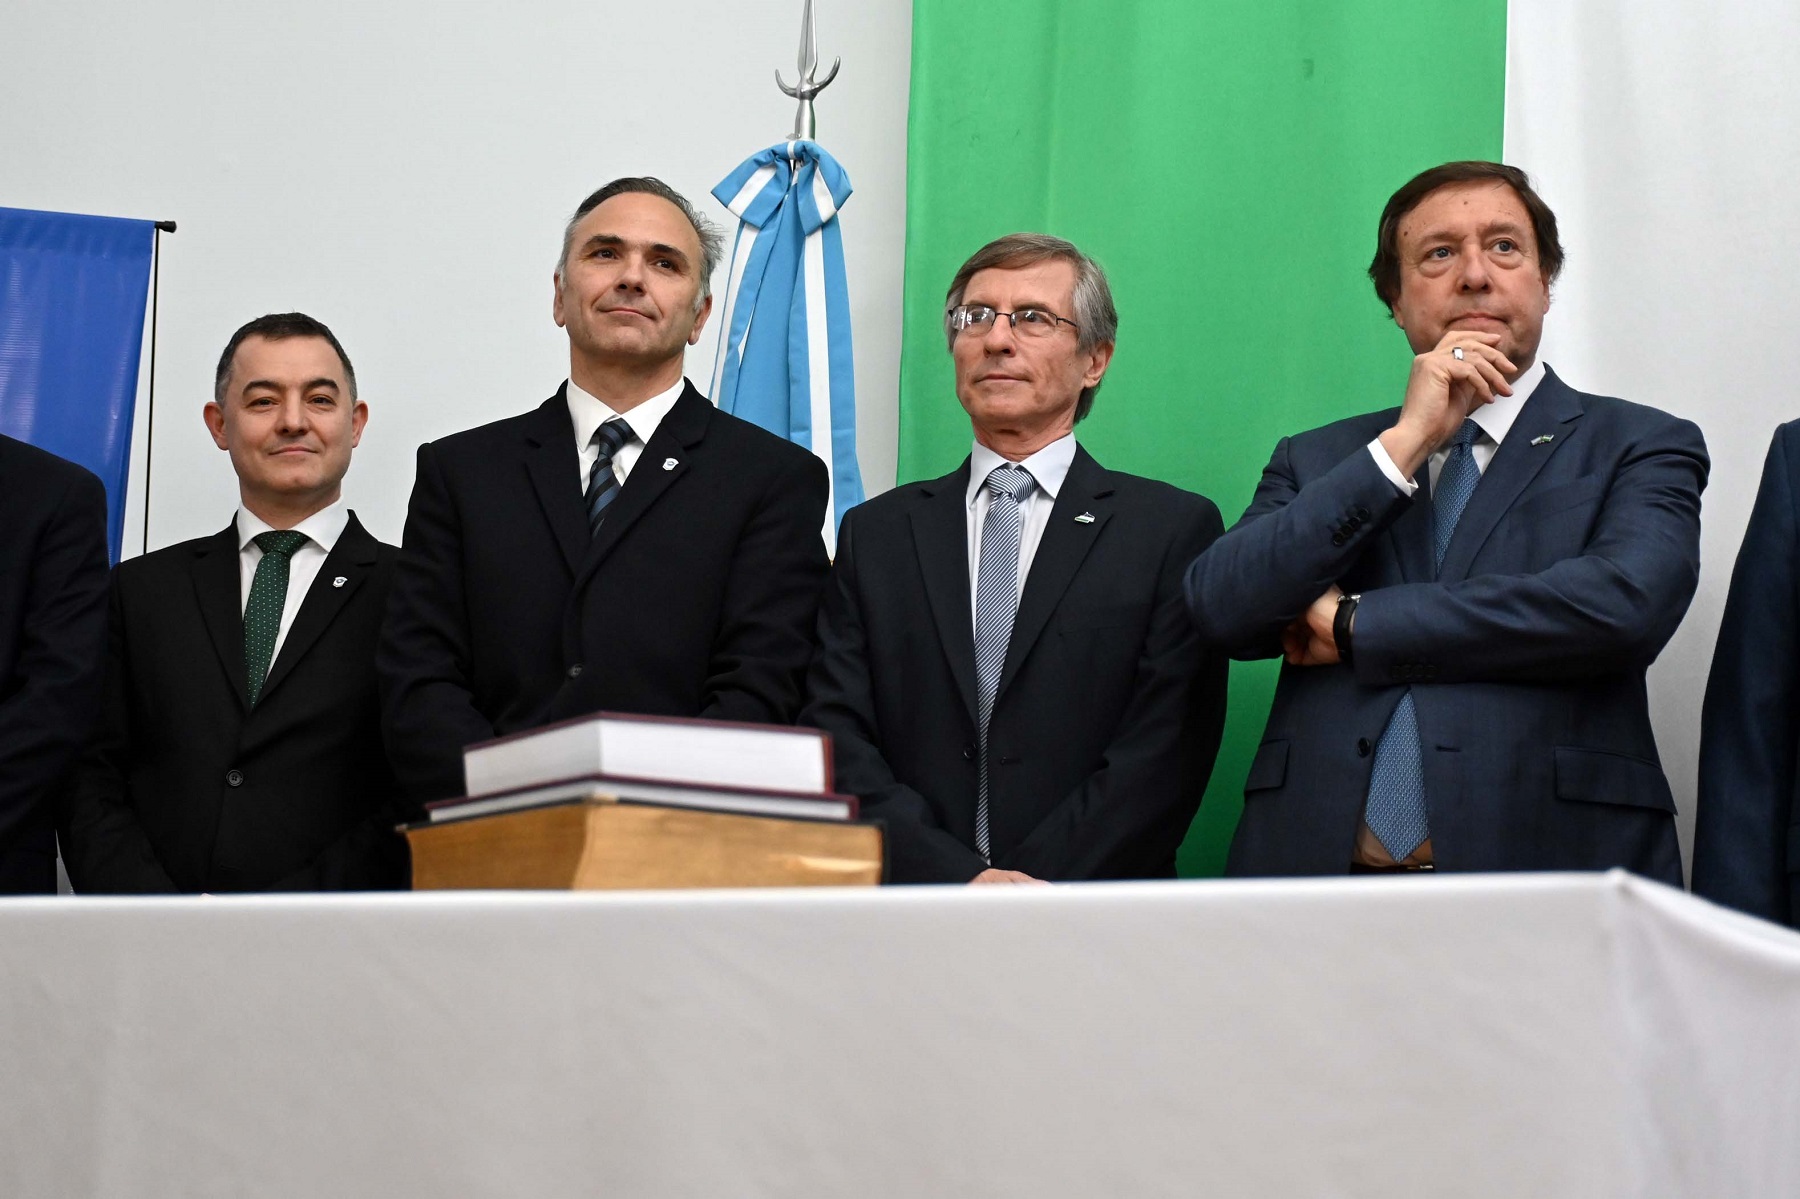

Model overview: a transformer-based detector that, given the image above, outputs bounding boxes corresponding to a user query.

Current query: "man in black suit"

[1186,162,1707,882]
[0,437,109,894]
[378,178,829,801]
[802,233,1228,883]
[60,313,406,892]
[1694,421,1800,927]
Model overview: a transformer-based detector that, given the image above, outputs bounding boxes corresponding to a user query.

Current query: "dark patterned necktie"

[1365,418,1483,861]
[973,462,1036,863]
[243,529,309,706]
[585,418,636,536]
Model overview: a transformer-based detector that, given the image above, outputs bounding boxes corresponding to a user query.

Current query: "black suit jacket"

[1694,420,1800,926]
[0,436,110,893]
[802,445,1228,883]
[379,382,830,801]
[1186,367,1707,883]
[59,512,407,892]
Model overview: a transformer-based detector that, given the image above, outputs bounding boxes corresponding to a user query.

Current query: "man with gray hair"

[380,177,830,802]
[802,233,1228,882]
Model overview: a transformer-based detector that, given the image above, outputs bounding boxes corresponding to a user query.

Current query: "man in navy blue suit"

[1694,424,1800,926]
[1186,161,1707,882]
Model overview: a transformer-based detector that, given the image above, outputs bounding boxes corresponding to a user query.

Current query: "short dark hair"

[213,312,357,403]
[943,232,1119,423]
[1368,161,1564,313]
[557,176,724,298]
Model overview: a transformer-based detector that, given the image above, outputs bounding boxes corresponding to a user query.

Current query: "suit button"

[1355,506,1371,521]
[1357,738,1372,757]
[1331,533,1346,546]
[962,744,975,762]
[567,664,584,679]
[226,769,244,788]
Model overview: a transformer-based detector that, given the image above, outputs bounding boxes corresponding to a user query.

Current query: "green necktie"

[243,529,309,706]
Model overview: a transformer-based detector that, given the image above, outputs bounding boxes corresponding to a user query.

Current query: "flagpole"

[141,220,176,556]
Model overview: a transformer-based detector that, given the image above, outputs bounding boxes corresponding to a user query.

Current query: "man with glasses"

[802,233,1228,883]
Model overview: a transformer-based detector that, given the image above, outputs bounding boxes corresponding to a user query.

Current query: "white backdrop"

[0,0,915,551]
[1505,0,1800,869]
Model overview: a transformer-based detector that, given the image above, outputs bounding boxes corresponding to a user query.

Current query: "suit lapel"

[909,462,979,726]
[572,383,709,591]
[1436,368,1585,582]
[523,388,592,578]
[191,523,249,714]
[256,512,380,705]
[996,446,1111,702]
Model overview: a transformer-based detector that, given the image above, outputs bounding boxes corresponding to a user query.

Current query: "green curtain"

[898,1,1508,875]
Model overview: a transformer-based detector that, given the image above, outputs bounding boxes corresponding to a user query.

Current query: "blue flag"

[0,207,156,561]
[710,140,864,553]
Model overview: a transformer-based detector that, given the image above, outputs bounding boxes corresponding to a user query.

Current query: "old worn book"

[426,775,858,824]
[406,800,883,890]
[462,712,833,798]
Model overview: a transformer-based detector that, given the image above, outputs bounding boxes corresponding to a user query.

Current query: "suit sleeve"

[58,572,179,893]
[377,441,498,802]
[699,448,830,725]
[1693,425,1799,923]
[1351,416,1708,685]
[1007,498,1229,880]
[0,465,110,853]
[801,508,990,883]
[1185,438,1413,660]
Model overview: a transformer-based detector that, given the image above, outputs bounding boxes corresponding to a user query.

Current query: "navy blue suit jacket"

[1694,420,1800,926]
[1186,367,1706,882]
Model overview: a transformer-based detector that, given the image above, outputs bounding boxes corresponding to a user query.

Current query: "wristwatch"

[1334,592,1361,665]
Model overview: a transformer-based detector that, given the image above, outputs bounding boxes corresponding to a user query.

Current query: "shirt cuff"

[1367,439,1419,497]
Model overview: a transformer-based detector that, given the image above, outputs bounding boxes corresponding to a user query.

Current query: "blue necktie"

[973,463,1035,863]
[585,418,635,536]
[1365,418,1482,861]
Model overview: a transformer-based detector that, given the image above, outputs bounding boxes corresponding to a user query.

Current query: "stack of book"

[405,713,882,890]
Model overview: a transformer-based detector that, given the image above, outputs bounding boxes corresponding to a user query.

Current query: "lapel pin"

[1530,434,1555,446]
[662,457,679,471]
[332,576,347,588]
[1074,512,1096,524]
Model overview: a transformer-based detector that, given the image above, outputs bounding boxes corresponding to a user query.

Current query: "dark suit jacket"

[1694,420,1800,926]
[59,512,407,892]
[0,436,110,893]
[1186,367,1707,884]
[379,382,830,801]
[801,445,1229,883]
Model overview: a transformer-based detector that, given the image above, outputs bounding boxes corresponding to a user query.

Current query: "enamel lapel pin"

[663,457,679,471]
[1531,434,1555,446]
[1075,512,1096,524]
[332,576,347,588]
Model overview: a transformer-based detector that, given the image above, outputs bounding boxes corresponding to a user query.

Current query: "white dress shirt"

[567,376,687,489]
[235,499,349,663]
[1367,358,1547,493]
[966,433,1079,621]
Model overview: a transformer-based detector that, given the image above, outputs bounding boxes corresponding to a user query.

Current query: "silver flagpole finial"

[775,0,841,141]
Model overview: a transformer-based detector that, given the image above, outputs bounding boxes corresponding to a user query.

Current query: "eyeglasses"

[946,304,1080,339]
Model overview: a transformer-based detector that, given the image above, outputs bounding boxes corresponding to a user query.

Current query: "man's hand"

[1377,330,1517,480]
[970,868,1049,885]
[1282,585,1343,666]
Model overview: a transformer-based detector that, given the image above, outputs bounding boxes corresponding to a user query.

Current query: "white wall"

[1506,0,1800,868]
[0,0,914,551]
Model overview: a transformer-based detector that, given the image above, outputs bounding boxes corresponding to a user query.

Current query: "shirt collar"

[1466,357,1547,448]
[566,376,687,452]
[966,432,1078,509]
[235,498,348,553]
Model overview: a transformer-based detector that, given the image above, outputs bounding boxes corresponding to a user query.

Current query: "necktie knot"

[591,418,635,456]
[984,463,1035,503]
[1451,418,1481,451]
[253,530,308,560]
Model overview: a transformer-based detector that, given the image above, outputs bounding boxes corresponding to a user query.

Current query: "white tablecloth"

[3,871,1797,1198]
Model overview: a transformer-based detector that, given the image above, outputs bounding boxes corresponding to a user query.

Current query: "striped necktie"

[973,462,1036,863]
[585,418,635,536]
[1365,418,1483,861]
[243,529,309,707]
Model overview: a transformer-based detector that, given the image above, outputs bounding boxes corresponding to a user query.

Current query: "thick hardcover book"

[406,801,883,890]
[427,775,858,824]
[462,711,833,799]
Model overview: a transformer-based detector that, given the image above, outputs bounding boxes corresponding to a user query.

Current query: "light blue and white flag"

[710,140,863,553]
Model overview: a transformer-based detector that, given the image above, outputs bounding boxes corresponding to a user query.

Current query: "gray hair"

[943,232,1119,421]
[556,177,725,308]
